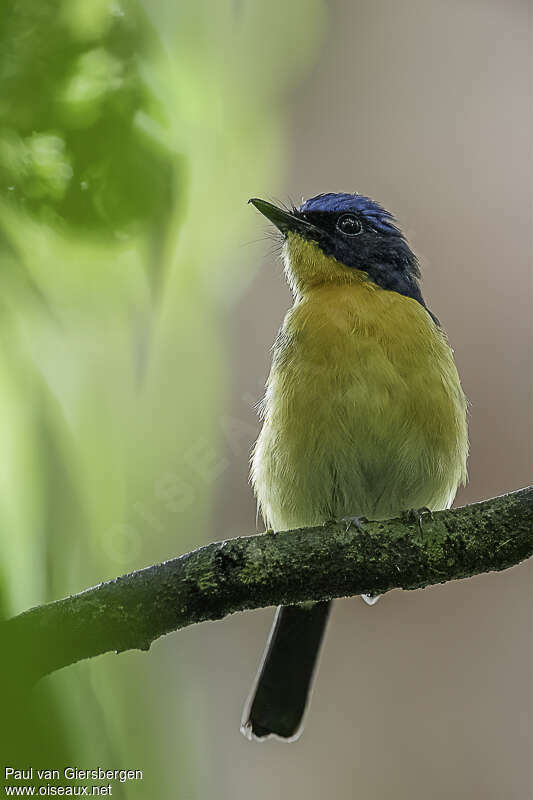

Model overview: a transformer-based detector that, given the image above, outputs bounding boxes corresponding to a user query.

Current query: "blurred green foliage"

[0,0,324,796]
[0,0,175,238]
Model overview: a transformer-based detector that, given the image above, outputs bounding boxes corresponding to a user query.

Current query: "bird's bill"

[248,198,319,237]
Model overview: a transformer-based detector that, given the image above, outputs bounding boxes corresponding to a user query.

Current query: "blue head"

[250,192,436,322]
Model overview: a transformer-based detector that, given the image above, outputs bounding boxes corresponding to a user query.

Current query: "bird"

[240,192,468,742]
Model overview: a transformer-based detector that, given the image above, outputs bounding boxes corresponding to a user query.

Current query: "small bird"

[241,192,468,742]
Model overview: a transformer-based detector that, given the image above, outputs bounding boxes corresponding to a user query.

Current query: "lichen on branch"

[1,486,532,684]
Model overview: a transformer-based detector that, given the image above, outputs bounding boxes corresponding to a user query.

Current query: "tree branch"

[2,486,532,684]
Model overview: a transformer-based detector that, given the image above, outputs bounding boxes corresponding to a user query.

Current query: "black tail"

[241,601,332,741]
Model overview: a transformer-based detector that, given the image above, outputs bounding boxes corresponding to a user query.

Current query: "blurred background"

[0,0,531,798]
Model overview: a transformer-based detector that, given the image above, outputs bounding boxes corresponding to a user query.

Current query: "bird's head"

[250,192,428,311]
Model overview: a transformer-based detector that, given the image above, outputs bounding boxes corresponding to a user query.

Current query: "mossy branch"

[1,486,532,684]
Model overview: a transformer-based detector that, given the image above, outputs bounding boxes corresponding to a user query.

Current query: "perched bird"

[241,192,468,742]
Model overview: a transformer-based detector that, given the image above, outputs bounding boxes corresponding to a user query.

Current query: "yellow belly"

[252,280,468,531]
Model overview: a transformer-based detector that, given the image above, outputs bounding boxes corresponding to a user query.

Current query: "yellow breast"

[252,276,468,532]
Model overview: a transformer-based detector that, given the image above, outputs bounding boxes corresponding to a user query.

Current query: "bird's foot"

[341,515,369,534]
[402,507,434,538]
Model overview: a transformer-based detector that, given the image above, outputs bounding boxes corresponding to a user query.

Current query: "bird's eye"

[336,214,362,236]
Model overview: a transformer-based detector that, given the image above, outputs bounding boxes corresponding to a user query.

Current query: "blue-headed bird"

[241,193,468,741]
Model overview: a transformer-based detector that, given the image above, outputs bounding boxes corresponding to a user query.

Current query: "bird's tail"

[241,601,332,741]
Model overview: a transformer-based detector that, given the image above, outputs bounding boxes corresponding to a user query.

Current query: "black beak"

[248,198,320,237]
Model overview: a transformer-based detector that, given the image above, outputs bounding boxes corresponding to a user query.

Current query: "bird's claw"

[402,506,434,537]
[341,515,369,534]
